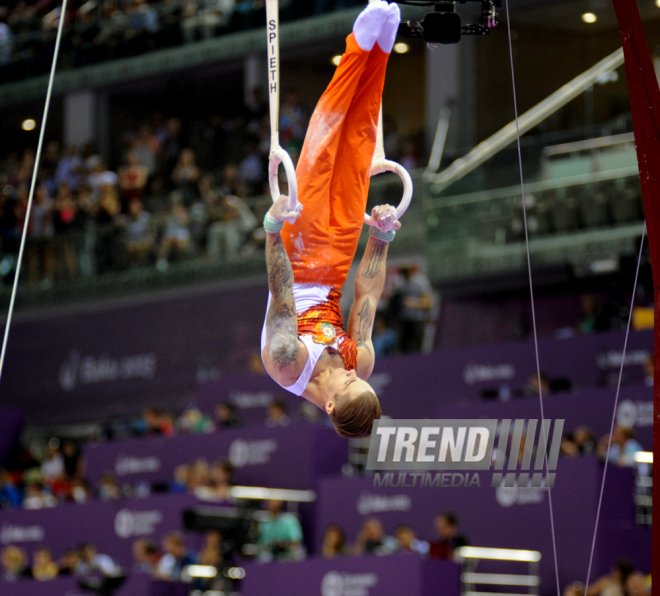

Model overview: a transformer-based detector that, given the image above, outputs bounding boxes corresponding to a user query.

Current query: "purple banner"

[315,458,651,596]
[0,280,268,425]
[83,422,346,489]
[198,329,653,424]
[0,575,188,596]
[437,384,653,450]
[242,555,460,596]
[0,494,199,569]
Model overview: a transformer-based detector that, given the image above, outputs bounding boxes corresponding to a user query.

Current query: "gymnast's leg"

[282,2,392,287]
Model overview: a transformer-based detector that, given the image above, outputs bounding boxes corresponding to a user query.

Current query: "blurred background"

[0,0,656,595]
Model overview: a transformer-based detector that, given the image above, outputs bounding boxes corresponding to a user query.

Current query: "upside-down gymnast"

[260,1,402,439]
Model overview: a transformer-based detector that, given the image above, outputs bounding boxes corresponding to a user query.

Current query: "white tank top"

[261,283,345,396]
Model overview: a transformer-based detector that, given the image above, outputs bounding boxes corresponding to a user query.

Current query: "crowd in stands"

[0,0,365,82]
[565,560,651,596]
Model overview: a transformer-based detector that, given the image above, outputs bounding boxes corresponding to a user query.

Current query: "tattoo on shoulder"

[363,242,385,279]
[266,235,299,370]
[355,298,372,348]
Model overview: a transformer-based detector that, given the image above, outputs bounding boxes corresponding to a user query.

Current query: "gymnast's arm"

[263,197,306,385]
[348,218,392,379]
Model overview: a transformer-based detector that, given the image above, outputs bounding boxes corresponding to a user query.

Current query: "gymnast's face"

[324,368,372,414]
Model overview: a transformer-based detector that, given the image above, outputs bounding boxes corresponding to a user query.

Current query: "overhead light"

[634,451,653,464]
[225,567,246,580]
[394,42,410,54]
[21,119,36,131]
[582,12,597,23]
[656,0,660,7]
[332,55,342,66]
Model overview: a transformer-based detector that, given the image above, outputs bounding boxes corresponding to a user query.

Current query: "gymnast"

[260,1,402,439]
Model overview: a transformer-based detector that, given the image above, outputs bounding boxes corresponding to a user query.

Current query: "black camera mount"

[396,0,501,44]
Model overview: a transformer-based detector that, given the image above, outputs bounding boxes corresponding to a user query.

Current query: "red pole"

[610,0,660,589]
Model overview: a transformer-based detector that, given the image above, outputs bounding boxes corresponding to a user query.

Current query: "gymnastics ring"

[365,159,413,230]
[268,146,299,219]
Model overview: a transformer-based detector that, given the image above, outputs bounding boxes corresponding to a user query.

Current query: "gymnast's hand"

[370,204,401,233]
[267,194,303,225]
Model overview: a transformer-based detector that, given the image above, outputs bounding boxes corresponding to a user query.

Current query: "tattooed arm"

[262,197,306,385]
[348,234,390,379]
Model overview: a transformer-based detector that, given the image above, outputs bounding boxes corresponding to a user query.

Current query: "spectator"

[573,426,596,455]
[266,399,290,427]
[626,572,650,596]
[25,183,55,287]
[597,425,643,467]
[95,183,122,273]
[157,192,191,271]
[353,517,397,556]
[0,10,14,66]
[88,157,119,200]
[76,542,122,578]
[157,531,197,580]
[429,512,469,560]
[97,473,121,501]
[321,524,349,559]
[23,482,57,510]
[62,440,82,480]
[257,500,304,562]
[58,549,80,576]
[171,149,201,206]
[53,183,79,280]
[389,265,433,353]
[237,141,263,195]
[70,478,90,504]
[215,402,241,429]
[0,469,22,509]
[1,545,29,581]
[178,406,214,434]
[125,199,155,267]
[372,312,397,357]
[133,539,163,575]
[394,525,429,556]
[170,464,190,493]
[31,547,59,581]
[579,294,609,334]
[586,560,635,596]
[206,189,253,261]
[119,151,149,204]
[187,459,211,491]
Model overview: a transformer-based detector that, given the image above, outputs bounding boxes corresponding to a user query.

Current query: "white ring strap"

[266,0,299,214]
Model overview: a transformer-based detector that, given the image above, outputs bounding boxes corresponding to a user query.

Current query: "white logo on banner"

[228,439,277,468]
[496,485,545,508]
[596,349,650,370]
[321,571,378,596]
[231,392,275,409]
[1,524,45,544]
[59,351,157,391]
[357,492,412,516]
[114,510,163,539]
[115,456,161,477]
[463,363,515,385]
[617,400,653,428]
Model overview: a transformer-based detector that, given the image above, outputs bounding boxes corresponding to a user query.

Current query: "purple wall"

[83,422,347,489]
[242,556,461,596]
[0,493,199,568]
[314,458,651,596]
[0,280,269,425]
[198,330,653,429]
[437,384,653,450]
[1,575,154,596]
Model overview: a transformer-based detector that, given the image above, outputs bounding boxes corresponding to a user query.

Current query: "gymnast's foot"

[377,2,401,53]
[353,1,389,52]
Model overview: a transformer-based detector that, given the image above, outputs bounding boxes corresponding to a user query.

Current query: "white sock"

[353,1,389,52]
[377,2,401,53]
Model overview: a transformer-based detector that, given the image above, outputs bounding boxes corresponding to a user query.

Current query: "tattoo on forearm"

[363,242,385,279]
[266,235,299,370]
[355,298,372,350]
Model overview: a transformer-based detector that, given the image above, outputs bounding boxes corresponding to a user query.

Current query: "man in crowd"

[429,512,469,560]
